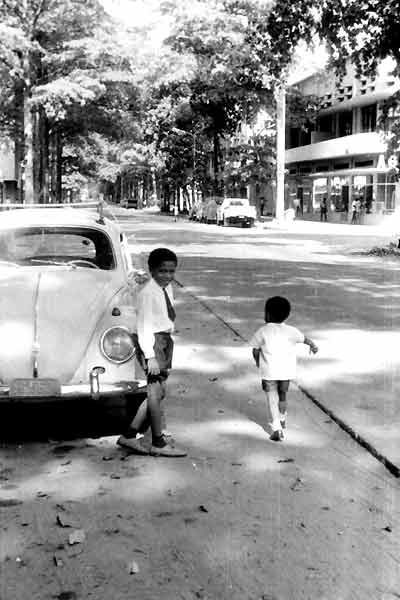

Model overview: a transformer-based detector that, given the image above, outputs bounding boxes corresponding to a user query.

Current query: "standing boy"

[118,248,187,457]
[250,296,318,442]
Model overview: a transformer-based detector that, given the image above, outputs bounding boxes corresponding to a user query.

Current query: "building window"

[338,111,352,136]
[361,104,377,132]
[317,114,334,134]
[288,128,300,148]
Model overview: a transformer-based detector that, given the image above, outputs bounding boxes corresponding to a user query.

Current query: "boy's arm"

[252,348,261,367]
[303,336,318,354]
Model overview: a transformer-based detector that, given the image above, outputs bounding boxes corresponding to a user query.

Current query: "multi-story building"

[285,59,400,222]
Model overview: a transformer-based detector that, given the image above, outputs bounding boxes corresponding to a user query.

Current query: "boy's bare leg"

[129,400,148,433]
[148,380,187,457]
[265,383,281,434]
[146,381,163,440]
[159,380,171,435]
[278,391,287,428]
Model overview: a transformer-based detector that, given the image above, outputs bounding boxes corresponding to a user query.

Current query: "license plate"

[9,378,61,397]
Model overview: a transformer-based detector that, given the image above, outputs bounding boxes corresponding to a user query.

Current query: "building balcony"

[285,131,386,164]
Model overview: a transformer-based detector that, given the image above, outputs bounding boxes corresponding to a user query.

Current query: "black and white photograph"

[0,1,399,598]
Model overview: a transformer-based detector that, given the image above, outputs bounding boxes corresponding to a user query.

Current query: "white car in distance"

[217,198,256,227]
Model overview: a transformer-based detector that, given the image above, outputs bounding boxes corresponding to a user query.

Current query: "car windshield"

[0,226,116,270]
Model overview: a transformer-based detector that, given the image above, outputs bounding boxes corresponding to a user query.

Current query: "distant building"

[286,59,400,222]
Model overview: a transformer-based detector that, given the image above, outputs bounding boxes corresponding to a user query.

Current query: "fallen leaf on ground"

[53,555,64,567]
[383,526,392,532]
[61,460,71,466]
[198,505,208,513]
[56,592,77,600]
[231,462,242,466]
[68,529,86,545]
[36,491,49,498]
[110,474,121,479]
[277,458,295,463]
[209,377,218,382]
[290,477,305,492]
[102,456,114,461]
[128,560,140,574]
[56,514,72,528]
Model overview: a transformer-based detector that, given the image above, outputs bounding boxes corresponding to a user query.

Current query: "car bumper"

[0,379,147,403]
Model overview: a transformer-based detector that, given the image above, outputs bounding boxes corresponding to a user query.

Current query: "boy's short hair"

[148,248,178,271]
[265,296,291,323]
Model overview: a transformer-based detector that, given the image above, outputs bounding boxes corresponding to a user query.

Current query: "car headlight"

[100,326,135,364]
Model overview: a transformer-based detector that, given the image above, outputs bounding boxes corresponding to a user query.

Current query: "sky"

[101,0,170,46]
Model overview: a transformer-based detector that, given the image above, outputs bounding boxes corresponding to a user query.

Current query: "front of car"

[0,208,146,410]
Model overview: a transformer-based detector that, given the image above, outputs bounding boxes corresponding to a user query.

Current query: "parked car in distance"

[188,200,203,221]
[204,197,219,223]
[0,203,146,422]
[217,197,256,227]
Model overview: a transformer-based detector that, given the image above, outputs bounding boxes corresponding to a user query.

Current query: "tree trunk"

[14,81,25,203]
[23,93,34,203]
[33,109,41,202]
[55,129,62,203]
[39,108,49,203]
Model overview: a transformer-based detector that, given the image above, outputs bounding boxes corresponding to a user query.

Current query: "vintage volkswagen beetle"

[0,204,146,419]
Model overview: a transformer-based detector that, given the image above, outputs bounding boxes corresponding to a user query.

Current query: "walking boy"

[250,296,318,441]
[118,248,187,457]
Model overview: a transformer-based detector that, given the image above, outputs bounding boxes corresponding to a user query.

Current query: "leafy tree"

[0,0,143,202]
[160,0,319,195]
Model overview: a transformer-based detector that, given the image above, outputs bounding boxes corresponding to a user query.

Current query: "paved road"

[118,210,400,470]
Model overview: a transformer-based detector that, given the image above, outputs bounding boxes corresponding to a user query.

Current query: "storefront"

[287,165,399,221]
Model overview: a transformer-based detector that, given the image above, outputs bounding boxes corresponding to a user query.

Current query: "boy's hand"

[147,357,160,375]
[309,343,318,354]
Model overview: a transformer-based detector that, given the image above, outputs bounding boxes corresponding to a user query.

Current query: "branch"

[32,0,49,30]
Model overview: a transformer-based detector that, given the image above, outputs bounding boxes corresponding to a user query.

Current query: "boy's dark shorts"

[261,379,290,393]
[132,332,173,384]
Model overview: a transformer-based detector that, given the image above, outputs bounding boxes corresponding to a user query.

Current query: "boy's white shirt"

[250,322,304,380]
[136,278,175,359]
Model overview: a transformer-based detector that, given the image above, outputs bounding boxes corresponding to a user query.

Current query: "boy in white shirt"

[118,248,187,457]
[250,296,318,441]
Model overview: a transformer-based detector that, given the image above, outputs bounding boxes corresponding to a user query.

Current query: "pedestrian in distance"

[351,199,360,224]
[320,197,328,222]
[174,203,179,222]
[250,296,318,442]
[118,247,187,457]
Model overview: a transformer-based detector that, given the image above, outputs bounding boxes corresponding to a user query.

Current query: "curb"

[177,278,400,479]
[297,385,400,478]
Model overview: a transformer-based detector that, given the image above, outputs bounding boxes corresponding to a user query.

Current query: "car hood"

[0,268,122,382]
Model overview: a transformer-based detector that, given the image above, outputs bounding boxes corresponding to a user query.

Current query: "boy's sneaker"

[117,435,149,455]
[270,430,283,442]
[150,441,187,457]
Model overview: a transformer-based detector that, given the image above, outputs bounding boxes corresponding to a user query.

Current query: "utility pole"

[275,84,286,223]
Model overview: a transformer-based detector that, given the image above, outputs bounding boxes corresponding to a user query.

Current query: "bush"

[366,242,400,257]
